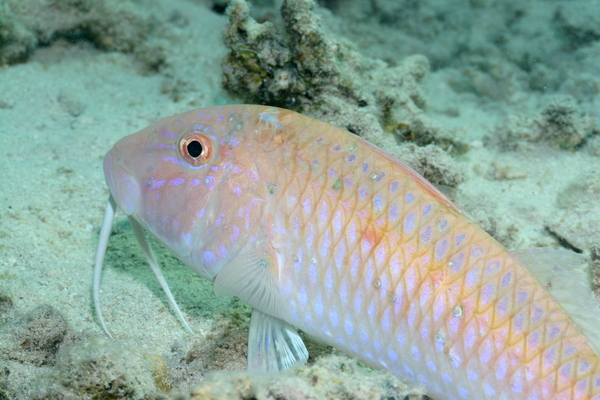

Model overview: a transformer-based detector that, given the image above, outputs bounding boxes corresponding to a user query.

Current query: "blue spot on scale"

[435,239,448,260]
[203,251,217,264]
[169,177,185,186]
[404,213,415,234]
[411,346,420,360]
[532,308,544,323]
[374,195,383,211]
[204,176,215,189]
[359,329,368,342]
[422,204,432,216]
[330,310,339,327]
[390,202,398,220]
[471,247,483,257]
[580,361,590,372]
[421,226,432,243]
[344,319,354,336]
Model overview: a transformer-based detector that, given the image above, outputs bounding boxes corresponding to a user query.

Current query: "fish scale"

[95,104,600,399]
[260,110,596,398]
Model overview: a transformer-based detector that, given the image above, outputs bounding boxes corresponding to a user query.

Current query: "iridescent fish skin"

[103,105,600,400]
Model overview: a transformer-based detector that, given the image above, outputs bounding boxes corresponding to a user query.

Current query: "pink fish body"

[97,105,600,399]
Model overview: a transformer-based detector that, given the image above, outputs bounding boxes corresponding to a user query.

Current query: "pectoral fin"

[247,310,309,372]
[213,240,283,318]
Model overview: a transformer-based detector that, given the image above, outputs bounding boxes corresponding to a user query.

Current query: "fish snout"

[103,151,140,215]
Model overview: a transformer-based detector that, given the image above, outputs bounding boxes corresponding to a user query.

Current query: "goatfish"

[93,104,600,399]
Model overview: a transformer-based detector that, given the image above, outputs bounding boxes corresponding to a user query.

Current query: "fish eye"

[179,134,212,166]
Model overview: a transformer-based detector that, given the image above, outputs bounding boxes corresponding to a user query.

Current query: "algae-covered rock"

[222,0,467,188]
[31,337,166,400]
[189,355,423,400]
[395,144,464,187]
[0,0,169,69]
[553,2,600,49]
[584,134,600,157]
[166,320,249,392]
[2,305,74,367]
[223,0,353,110]
[546,170,600,252]
[538,96,594,149]
[0,292,13,320]
[490,95,596,151]
[0,360,9,400]
[0,1,36,64]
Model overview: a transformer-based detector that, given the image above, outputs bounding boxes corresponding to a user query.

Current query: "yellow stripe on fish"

[94,105,600,400]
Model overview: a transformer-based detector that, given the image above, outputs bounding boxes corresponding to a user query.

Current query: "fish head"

[103,105,279,280]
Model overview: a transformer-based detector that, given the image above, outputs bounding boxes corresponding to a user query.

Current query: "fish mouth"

[103,151,140,216]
